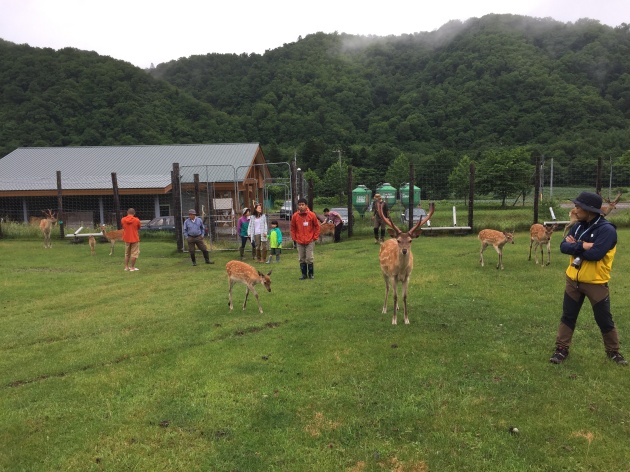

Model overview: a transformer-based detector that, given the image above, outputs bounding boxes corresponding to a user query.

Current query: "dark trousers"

[334,224,342,242]
[561,275,615,334]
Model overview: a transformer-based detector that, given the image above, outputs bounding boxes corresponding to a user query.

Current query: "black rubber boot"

[239,247,244,259]
[190,254,197,266]
[299,263,307,280]
[202,250,214,264]
[308,263,314,279]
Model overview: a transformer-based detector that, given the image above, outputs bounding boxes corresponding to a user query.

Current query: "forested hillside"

[2,14,630,197]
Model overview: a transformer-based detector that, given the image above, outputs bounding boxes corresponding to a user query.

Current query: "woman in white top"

[247,203,268,263]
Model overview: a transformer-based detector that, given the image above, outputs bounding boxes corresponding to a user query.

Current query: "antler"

[376,200,402,234]
[409,203,435,236]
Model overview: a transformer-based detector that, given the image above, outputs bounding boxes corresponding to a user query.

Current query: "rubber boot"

[190,253,197,266]
[261,247,268,264]
[202,250,214,264]
[276,254,280,263]
[299,263,308,280]
[265,255,273,264]
[374,228,380,244]
[380,229,386,243]
[308,263,314,279]
[239,246,244,259]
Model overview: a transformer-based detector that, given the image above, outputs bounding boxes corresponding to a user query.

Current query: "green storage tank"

[399,183,421,207]
[376,183,397,206]
[352,185,372,216]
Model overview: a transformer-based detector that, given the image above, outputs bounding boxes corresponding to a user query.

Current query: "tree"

[448,155,473,204]
[476,148,534,207]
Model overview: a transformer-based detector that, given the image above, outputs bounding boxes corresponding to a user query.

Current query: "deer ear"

[410,228,423,238]
[267,270,272,276]
[257,271,265,277]
[387,228,397,238]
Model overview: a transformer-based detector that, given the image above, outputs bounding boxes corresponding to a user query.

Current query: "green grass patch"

[1,231,630,471]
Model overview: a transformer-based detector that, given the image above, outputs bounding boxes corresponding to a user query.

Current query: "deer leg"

[480,242,488,266]
[392,276,399,325]
[228,280,235,310]
[382,274,390,314]
[493,246,503,270]
[528,239,533,261]
[546,241,551,266]
[109,241,115,256]
[243,286,250,310]
[251,287,263,314]
[401,277,410,325]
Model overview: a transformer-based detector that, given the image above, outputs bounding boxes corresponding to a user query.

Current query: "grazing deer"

[39,209,57,248]
[376,200,435,325]
[479,229,514,270]
[528,224,558,266]
[226,260,272,314]
[100,224,124,256]
[563,192,622,237]
[318,222,335,243]
[88,236,96,256]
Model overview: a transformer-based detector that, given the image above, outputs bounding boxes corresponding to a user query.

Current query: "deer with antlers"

[226,260,272,314]
[528,223,558,266]
[376,200,435,325]
[100,224,124,256]
[39,209,57,248]
[479,229,515,270]
[563,191,622,237]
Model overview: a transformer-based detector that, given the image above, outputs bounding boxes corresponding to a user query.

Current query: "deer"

[318,222,335,243]
[100,224,124,256]
[478,229,515,270]
[563,191,622,237]
[226,260,272,314]
[528,224,558,266]
[88,235,96,255]
[39,209,57,248]
[376,199,435,325]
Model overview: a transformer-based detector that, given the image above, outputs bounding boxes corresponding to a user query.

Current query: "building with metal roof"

[0,143,271,228]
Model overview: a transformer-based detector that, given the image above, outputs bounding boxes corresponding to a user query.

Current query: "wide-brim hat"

[188,209,196,215]
[572,191,604,215]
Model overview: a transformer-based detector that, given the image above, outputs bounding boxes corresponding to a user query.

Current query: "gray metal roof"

[0,143,262,191]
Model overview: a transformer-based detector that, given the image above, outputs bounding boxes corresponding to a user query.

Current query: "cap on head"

[188,209,196,215]
[572,192,604,215]
[242,207,249,215]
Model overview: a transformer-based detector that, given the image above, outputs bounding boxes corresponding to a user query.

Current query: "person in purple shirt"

[323,208,343,243]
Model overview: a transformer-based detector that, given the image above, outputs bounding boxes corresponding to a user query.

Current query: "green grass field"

[1,230,630,471]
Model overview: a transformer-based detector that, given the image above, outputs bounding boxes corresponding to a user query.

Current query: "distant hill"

[2,14,630,190]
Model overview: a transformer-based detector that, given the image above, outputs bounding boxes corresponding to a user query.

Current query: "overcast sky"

[0,0,627,69]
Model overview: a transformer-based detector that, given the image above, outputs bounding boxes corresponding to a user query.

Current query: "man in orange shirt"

[121,208,141,271]
[290,198,320,279]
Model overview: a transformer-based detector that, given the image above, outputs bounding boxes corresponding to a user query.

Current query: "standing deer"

[318,222,335,243]
[39,209,57,248]
[100,224,124,256]
[226,260,272,314]
[528,224,558,266]
[376,200,435,325]
[563,192,622,237]
[88,235,96,256]
[479,229,515,270]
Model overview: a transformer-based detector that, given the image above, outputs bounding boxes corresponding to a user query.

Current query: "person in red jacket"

[290,198,320,279]
[121,208,141,271]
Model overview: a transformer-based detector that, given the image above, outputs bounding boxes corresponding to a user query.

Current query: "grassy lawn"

[1,229,630,471]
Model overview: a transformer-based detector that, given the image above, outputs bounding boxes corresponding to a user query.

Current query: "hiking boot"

[607,351,629,366]
[550,347,569,364]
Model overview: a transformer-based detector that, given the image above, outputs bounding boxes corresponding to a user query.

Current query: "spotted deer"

[39,209,57,248]
[318,222,335,243]
[563,192,622,237]
[376,200,435,325]
[100,224,124,256]
[479,229,514,270]
[226,260,272,314]
[88,235,96,255]
[528,224,558,266]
